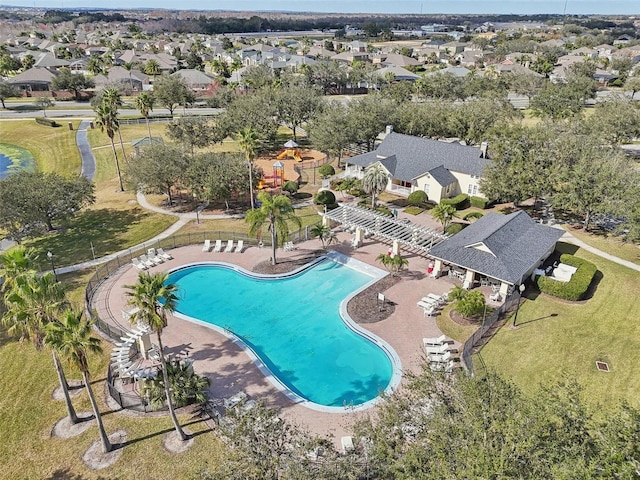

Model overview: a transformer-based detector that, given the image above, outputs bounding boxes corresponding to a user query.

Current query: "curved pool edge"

[167,253,403,414]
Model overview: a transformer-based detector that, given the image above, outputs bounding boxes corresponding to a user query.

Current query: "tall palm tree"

[125,272,187,441]
[94,100,124,191]
[237,127,260,210]
[101,87,127,162]
[122,61,134,90]
[246,191,301,266]
[134,92,154,139]
[362,163,390,209]
[46,310,112,453]
[1,271,78,424]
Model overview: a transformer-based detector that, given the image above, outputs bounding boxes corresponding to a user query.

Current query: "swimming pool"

[166,255,401,412]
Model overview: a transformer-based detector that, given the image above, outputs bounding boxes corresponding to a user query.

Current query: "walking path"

[559,230,640,272]
[76,119,96,181]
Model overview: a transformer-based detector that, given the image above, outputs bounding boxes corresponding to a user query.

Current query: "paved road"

[0,105,224,119]
[75,119,96,180]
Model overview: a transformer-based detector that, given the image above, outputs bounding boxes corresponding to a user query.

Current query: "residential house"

[94,66,149,91]
[7,67,57,93]
[428,210,564,295]
[171,69,216,93]
[376,65,420,82]
[343,131,489,203]
[373,53,421,68]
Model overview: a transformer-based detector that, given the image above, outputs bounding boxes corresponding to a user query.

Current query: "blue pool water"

[166,260,395,408]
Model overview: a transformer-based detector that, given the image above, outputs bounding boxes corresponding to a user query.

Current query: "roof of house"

[429,210,564,284]
[171,69,215,86]
[346,132,488,180]
[7,67,57,84]
[377,65,420,81]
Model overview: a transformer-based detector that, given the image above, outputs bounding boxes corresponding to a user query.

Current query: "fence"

[106,363,158,413]
[459,292,520,375]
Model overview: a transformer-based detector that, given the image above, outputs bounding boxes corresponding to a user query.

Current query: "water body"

[167,260,396,408]
[0,144,36,179]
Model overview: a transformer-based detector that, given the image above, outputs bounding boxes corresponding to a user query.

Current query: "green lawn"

[0,120,82,175]
[563,225,640,266]
[0,326,224,479]
[478,243,640,414]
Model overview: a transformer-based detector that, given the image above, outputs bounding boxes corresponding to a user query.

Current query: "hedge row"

[470,196,491,209]
[35,117,60,127]
[536,254,597,301]
[440,193,469,210]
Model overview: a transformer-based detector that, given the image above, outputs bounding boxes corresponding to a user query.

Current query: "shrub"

[314,189,336,206]
[536,254,597,301]
[407,190,428,206]
[404,206,425,215]
[470,196,491,209]
[463,211,484,222]
[282,180,299,195]
[440,193,470,210]
[318,164,335,178]
[349,188,366,197]
[35,117,60,127]
[445,223,465,235]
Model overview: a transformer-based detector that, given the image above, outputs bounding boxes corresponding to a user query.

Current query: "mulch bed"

[251,250,324,275]
[449,309,483,327]
[347,275,401,324]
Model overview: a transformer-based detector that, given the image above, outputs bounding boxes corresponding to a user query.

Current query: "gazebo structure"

[323,204,448,255]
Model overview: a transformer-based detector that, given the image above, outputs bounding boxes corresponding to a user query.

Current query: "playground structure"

[257,161,286,190]
[276,139,303,162]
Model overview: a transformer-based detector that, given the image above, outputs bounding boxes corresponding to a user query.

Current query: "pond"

[0,143,36,179]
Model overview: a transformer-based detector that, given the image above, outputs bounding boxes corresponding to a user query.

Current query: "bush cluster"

[314,189,337,209]
[317,164,335,178]
[407,190,428,206]
[536,254,597,301]
[35,117,60,127]
[445,223,465,235]
[440,193,470,210]
[463,211,484,221]
[470,196,491,209]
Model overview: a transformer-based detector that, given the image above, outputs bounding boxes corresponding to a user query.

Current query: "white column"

[354,227,364,247]
[391,240,400,257]
[138,333,152,360]
[433,259,443,277]
[463,270,475,289]
[322,214,330,227]
[499,282,510,297]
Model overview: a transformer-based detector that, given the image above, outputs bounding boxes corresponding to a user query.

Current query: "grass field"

[477,242,640,414]
[0,326,224,479]
[0,120,82,175]
[563,225,640,266]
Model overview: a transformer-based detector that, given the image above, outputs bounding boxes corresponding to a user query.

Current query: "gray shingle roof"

[425,165,457,186]
[346,132,488,178]
[429,211,564,284]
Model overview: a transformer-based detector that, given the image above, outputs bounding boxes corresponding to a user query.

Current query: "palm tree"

[134,92,154,139]
[122,61,134,90]
[237,127,260,210]
[362,164,390,209]
[310,223,336,249]
[0,245,36,292]
[144,59,160,78]
[376,252,409,276]
[46,310,112,453]
[1,271,78,424]
[101,87,127,162]
[246,191,301,266]
[432,203,456,230]
[125,272,187,441]
[94,100,124,191]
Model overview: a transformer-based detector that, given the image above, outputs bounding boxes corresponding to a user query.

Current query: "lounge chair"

[234,240,244,253]
[138,255,155,268]
[157,248,172,260]
[425,342,449,355]
[202,239,211,252]
[341,436,355,454]
[131,258,147,270]
[224,391,248,409]
[423,334,447,347]
[224,240,234,252]
[147,248,164,264]
[428,351,452,364]
[212,239,223,252]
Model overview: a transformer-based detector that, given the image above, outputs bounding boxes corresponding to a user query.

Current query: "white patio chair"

[224,240,234,252]
[234,240,244,253]
[202,239,211,252]
[212,239,223,252]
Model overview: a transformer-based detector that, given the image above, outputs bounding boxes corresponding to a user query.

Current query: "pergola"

[323,204,447,254]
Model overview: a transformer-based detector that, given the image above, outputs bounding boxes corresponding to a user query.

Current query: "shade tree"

[152,73,192,116]
[51,68,94,99]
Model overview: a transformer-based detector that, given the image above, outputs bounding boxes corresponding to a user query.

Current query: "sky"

[5,0,640,15]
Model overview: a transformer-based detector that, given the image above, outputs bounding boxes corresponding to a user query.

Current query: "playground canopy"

[284,140,298,148]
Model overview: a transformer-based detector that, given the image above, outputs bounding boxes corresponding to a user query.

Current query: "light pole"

[512,283,526,327]
[47,251,58,282]
[248,160,255,210]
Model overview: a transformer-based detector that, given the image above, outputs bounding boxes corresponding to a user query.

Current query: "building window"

[423,184,429,195]
[467,184,478,195]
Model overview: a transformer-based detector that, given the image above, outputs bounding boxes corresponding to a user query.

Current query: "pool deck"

[93,231,461,444]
